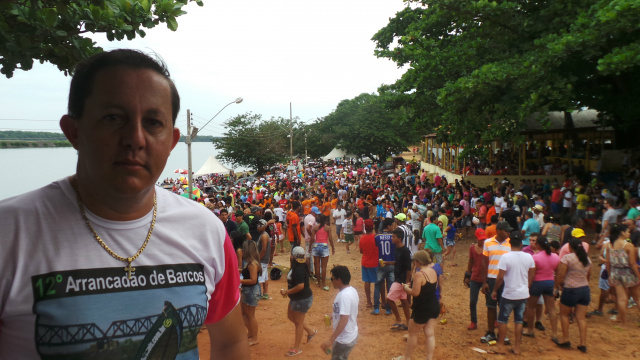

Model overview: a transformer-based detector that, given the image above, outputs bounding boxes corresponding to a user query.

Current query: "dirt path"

[198,228,640,359]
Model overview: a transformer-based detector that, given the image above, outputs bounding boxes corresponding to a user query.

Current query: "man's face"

[62,67,179,197]
[219,212,228,222]
[391,233,402,245]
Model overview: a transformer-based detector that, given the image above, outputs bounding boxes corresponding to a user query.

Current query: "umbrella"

[174,169,189,174]
[181,186,202,198]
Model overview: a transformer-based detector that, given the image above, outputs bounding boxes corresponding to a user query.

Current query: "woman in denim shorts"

[240,240,262,346]
[312,215,336,291]
[280,247,316,357]
[555,238,591,353]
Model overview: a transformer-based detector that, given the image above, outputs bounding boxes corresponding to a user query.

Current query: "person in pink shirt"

[559,228,590,259]
[523,235,560,339]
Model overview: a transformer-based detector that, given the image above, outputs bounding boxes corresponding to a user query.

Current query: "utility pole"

[186,109,193,200]
[290,102,293,163]
[304,129,308,164]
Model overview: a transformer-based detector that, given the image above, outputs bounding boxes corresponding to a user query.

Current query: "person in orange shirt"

[485,200,496,226]
[484,215,499,241]
[301,197,313,216]
[287,201,302,248]
[322,200,331,217]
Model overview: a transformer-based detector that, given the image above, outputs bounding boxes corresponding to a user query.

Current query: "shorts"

[271,238,276,248]
[331,337,357,360]
[241,283,261,307]
[312,243,330,257]
[290,295,313,314]
[529,280,554,297]
[598,267,610,291]
[336,224,342,236]
[560,286,591,307]
[344,233,355,243]
[433,252,443,264]
[444,238,455,248]
[258,263,269,283]
[361,266,377,283]
[497,298,527,324]
[354,230,363,235]
[387,282,408,301]
[485,278,504,309]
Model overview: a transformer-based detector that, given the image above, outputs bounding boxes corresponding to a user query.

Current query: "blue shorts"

[362,266,377,283]
[312,243,330,257]
[444,238,455,247]
[497,298,527,324]
[241,283,261,307]
[530,280,554,297]
[290,295,313,313]
[560,286,591,307]
[598,268,610,291]
[336,224,342,236]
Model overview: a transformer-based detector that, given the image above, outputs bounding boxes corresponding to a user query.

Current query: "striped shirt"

[482,236,511,279]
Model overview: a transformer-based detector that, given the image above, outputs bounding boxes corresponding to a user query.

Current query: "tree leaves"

[0,1,198,78]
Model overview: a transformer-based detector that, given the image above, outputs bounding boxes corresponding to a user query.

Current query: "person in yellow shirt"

[575,189,590,219]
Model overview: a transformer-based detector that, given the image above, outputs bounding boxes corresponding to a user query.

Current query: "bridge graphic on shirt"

[35,304,206,346]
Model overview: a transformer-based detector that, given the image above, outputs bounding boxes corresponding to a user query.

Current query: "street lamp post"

[186,97,243,200]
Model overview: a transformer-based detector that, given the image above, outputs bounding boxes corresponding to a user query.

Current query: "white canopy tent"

[194,155,231,176]
[321,147,357,161]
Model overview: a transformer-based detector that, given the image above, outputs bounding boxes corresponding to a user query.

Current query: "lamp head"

[235,97,243,104]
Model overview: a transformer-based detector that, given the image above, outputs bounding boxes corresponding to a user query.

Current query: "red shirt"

[469,244,486,282]
[359,234,379,268]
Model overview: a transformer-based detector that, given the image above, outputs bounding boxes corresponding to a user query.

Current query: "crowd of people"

[164,158,640,358]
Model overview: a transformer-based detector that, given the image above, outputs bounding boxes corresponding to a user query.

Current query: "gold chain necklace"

[72,177,157,279]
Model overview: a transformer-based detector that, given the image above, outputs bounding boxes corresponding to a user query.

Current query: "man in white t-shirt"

[0,50,247,359]
[321,265,359,359]
[492,231,535,355]
[333,204,347,242]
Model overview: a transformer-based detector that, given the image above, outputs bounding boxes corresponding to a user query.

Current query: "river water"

[0,142,242,201]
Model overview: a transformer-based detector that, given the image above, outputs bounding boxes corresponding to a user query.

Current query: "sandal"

[306,329,317,343]
[393,324,408,331]
[522,331,535,338]
[390,323,402,329]
[286,349,302,357]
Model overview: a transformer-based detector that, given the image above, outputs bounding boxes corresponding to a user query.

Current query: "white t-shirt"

[0,179,240,359]
[304,214,317,240]
[563,191,573,208]
[497,251,535,300]
[409,209,422,232]
[333,208,346,225]
[332,286,359,344]
[274,207,285,222]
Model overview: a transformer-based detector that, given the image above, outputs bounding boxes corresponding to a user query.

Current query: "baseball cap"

[257,219,268,227]
[496,221,513,232]
[515,192,523,196]
[292,246,306,263]
[571,228,586,238]
[311,206,321,214]
[534,204,544,211]
[394,213,407,222]
[509,230,524,242]
[364,219,375,231]
[475,228,487,241]
[235,210,244,217]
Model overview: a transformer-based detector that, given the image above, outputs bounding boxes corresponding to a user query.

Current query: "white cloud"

[0,0,406,135]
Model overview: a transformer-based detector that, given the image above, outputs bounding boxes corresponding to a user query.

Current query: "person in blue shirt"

[521,211,540,246]
[372,218,396,315]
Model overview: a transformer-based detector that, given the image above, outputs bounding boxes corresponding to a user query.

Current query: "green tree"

[213,113,290,174]
[372,0,640,145]
[319,93,416,163]
[291,119,338,161]
[0,0,202,78]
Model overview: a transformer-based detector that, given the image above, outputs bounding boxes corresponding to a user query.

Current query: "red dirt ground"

[198,227,640,359]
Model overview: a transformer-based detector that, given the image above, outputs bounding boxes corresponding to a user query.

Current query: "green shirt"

[627,207,640,221]
[423,223,443,253]
[238,221,249,236]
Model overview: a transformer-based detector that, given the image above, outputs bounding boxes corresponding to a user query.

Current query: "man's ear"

[171,127,180,150]
[60,115,79,150]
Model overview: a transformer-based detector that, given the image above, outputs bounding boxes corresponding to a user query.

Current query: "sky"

[0,1,408,139]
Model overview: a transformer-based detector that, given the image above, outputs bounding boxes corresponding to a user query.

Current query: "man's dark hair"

[68,49,180,123]
[220,208,228,215]
[429,214,437,222]
[383,218,395,229]
[392,228,404,241]
[291,200,301,210]
[331,265,351,285]
[490,215,499,224]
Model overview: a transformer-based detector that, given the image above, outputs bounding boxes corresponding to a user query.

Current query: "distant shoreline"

[0,140,72,148]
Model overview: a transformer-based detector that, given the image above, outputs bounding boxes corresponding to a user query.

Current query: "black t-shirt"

[501,209,520,230]
[394,246,412,284]
[224,219,238,235]
[288,265,312,301]
[452,205,463,218]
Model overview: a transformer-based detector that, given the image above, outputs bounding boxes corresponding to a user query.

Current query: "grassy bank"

[0,140,71,148]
